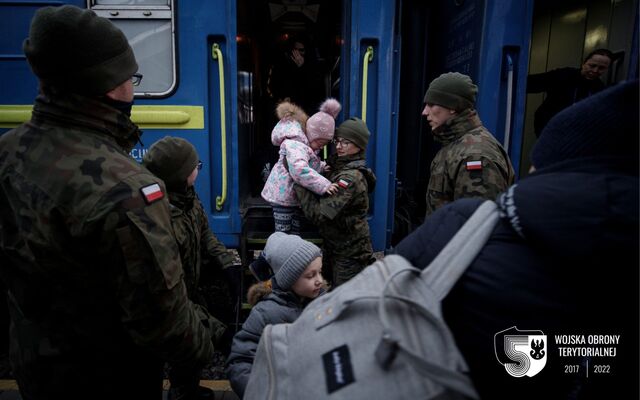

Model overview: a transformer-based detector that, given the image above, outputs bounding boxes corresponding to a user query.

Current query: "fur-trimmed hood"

[271,102,310,146]
[276,102,308,129]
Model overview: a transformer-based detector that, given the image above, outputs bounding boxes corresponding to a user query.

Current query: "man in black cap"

[0,5,217,399]
[422,72,515,217]
[396,80,639,399]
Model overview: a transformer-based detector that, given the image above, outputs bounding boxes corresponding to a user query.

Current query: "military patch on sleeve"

[465,160,482,171]
[141,183,164,204]
[338,178,351,189]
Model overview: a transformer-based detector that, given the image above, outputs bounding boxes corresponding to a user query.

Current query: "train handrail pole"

[361,46,374,122]
[503,53,514,151]
[212,43,228,211]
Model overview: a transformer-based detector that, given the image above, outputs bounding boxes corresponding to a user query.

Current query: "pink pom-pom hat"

[306,98,342,143]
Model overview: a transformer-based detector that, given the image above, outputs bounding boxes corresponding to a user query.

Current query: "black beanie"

[335,117,370,150]
[23,5,138,95]
[423,72,478,111]
[143,137,199,191]
[531,80,639,169]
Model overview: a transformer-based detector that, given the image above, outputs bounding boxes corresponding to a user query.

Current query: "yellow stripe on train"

[0,105,204,130]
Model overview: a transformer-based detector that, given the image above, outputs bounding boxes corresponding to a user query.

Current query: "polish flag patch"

[465,161,482,171]
[141,183,164,204]
[338,178,351,189]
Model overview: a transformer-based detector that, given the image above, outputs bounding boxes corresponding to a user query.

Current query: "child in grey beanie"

[226,232,324,397]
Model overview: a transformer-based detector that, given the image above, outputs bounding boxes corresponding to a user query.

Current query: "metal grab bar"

[361,46,374,122]
[503,54,514,151]
[212,43,228,211]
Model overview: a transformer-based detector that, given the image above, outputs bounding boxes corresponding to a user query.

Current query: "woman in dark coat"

[394,81,639,399]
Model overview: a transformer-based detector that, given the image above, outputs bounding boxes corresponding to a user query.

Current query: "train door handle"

[212,43,228,211]
[361,46,374,122]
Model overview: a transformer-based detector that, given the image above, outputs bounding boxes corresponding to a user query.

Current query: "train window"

[88,0,176,97]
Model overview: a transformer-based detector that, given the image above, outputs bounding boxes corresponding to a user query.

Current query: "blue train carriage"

[1,0,637,256]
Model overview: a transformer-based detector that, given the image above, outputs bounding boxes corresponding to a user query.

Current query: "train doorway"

[234,0,344,259]
[520,0,638,176]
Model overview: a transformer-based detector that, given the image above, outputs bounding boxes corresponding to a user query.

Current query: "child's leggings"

[271,204,303,235]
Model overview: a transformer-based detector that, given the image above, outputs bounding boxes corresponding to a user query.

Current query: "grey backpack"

[244,201,499,400]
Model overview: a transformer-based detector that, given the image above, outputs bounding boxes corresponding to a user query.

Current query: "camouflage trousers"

[324,255,367,288]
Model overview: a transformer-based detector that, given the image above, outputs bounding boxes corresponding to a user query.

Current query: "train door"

[520,0,639,176]
[340,0,400,251]
[235,0,399,257]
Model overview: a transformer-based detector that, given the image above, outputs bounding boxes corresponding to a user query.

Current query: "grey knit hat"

[423,72,478,111]
[23,5,138,95]
[335,117,370,150]
[143,137,199,191]
[264,232,322,290]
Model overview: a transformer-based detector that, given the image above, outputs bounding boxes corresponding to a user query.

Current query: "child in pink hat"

[261,98,341,234]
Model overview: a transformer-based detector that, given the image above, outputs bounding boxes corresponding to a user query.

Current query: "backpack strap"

[375,262,480,399]
[421,200,499,301]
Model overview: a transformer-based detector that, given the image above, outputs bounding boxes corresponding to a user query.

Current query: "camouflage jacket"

[295,153,375,263]
[168,186,233,299]
[0,91,215,395]
[426,109,515,217]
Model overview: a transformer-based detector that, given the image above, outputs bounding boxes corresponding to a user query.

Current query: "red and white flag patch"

[338,178,351,189]
[465,160,482,171]
[141,183,164,204]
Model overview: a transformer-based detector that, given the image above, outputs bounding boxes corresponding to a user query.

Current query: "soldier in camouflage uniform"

[0,6,216,399]
[422,72,515,217]
[295,118,376,286]
[143,136,234,400]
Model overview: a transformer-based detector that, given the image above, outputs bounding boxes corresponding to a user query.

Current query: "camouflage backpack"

[244,201,499,400]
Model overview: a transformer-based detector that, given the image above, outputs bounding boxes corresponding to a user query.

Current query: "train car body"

[1,0,637,255]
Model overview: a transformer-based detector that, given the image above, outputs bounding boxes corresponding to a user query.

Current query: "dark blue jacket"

[394,158,638,399]
[527,68,606,136]
[226,288,304,398]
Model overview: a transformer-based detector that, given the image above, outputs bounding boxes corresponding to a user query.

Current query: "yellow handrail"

[361,46,374,122]
[212,43,227,211]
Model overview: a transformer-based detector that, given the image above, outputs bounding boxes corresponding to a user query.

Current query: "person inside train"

[294,118,377,287]
[394,80,638,399]
[143,136,236,400]
[226,232,325,398]
[527,48,613,137]
[0,5,217,399]
[261,99,341,235]
[422,72,515,218]
[268,34,325,115]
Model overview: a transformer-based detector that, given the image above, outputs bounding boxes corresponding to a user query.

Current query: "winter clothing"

[306,98,341,144]
[423,72,478,111]
[226,286,306,398]
[394,81,639,399]
[426,108,514,217]
[527,67,606,137]
[264,232,322,290]
[531,80,638,169]
[23,5,137,95]
[268,43,324,115]
[143,137,199,192]
[144,139,234,399]
[295,153,376,286]
[0,89,214,400]
[335,117,370,150]
[261,102,332,207]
